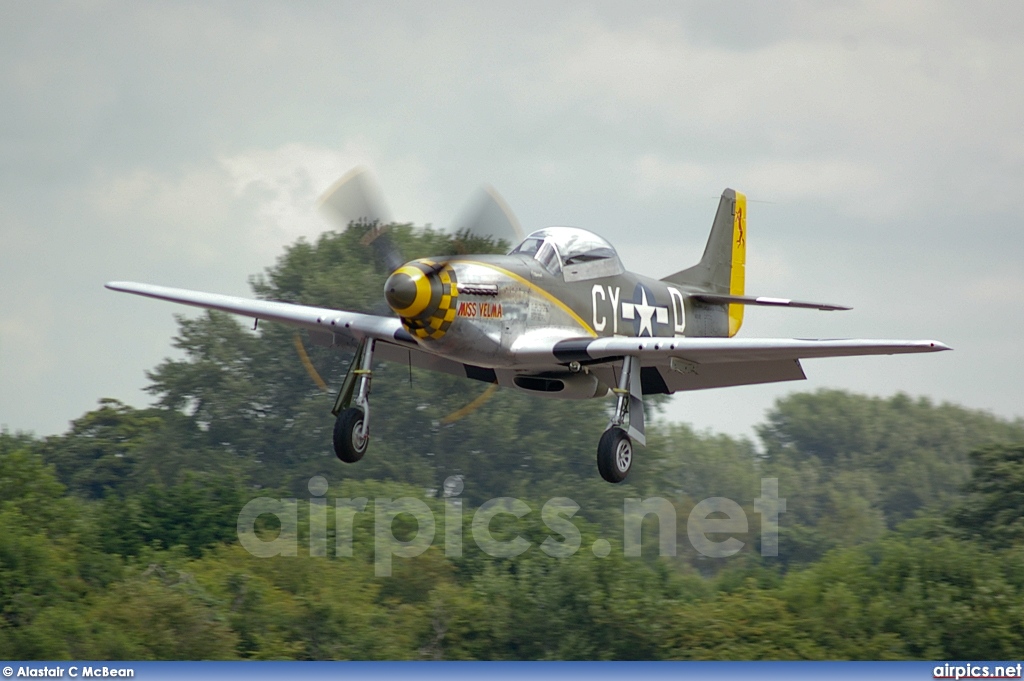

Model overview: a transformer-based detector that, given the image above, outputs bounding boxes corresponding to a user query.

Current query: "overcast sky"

[2,1,1022,442]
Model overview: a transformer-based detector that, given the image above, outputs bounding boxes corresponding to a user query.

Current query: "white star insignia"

[621,289,670,336]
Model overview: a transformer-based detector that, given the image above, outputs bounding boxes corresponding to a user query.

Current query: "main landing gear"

[332,338,375,463]
[334,407,368,463]
[597,355,645,484]
[330,340,646,485]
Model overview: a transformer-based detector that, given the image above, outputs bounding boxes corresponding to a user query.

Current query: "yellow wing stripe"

[728,192,747,337]
[459,261,598,337]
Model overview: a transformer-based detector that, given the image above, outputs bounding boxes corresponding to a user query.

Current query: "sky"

[2,1,1023,443]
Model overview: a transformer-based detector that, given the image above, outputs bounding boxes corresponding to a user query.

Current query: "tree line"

[2,224,1023,659]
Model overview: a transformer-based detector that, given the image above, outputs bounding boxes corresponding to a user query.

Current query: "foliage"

[4,225,1024,660]
[757,390,1024,566]
[950,443,1024,545]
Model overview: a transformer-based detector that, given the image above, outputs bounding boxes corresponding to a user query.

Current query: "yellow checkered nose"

[384,261,459,340]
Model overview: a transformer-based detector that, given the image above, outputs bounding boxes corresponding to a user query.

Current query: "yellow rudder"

[728,192,747,337]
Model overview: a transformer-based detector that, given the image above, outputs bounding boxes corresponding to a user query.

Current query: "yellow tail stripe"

[728,192,747,337]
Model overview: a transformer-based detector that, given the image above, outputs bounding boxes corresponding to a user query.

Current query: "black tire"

[333,407,368,463]
[597,427,632,483]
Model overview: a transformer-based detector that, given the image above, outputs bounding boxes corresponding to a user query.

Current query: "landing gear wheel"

[333,407,368,463]
[597,427,632,483]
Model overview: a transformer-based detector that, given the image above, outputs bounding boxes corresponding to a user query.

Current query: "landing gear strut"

[597,355,645,484]
[332,338,375,463]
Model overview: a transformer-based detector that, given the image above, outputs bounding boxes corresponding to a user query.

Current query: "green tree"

[759,390,1024,563]
[38,399,163,498]
[950,443,1024,545]
[0,447,97,659]
[661,584,824,659]
[82,572,239,659]
[777,535,1024,659]
[38,399,239,499]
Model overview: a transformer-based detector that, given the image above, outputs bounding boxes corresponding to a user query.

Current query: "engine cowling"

[383,261,458,340]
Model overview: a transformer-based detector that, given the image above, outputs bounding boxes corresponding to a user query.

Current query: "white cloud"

[83,142,434,267]
[220,142,375,256]
[509,4,1024,226]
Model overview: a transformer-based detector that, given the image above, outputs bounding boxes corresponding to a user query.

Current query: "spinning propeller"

[317,166,524,273]
[295,167,525,420]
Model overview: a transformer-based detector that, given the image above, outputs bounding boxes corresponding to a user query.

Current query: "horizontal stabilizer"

[691,293,851,311]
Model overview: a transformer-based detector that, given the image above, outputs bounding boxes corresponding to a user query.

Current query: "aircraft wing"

[108,280,525,388]
[106,281,404,341]
[515,336,951,394]
[534,336,950,364]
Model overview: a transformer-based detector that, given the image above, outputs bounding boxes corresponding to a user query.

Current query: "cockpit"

[509,227,624,281]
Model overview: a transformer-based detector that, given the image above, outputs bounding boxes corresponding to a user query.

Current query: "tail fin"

[661,189,747,336]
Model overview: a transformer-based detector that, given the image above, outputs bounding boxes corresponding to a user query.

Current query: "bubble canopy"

[509,227,619,265]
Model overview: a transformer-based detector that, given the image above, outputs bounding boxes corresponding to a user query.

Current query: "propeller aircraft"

[107,168,950,483]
